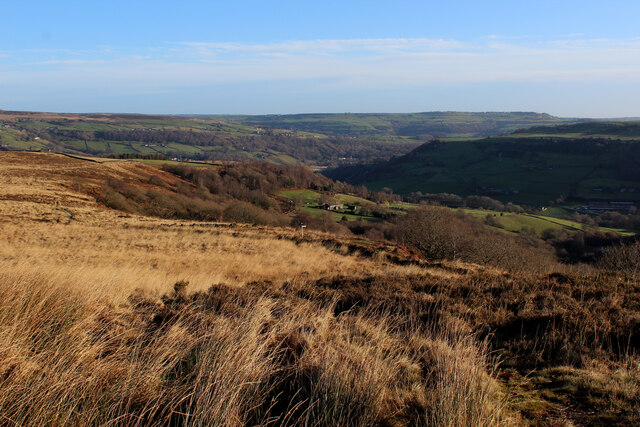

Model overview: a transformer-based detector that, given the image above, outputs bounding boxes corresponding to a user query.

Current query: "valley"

[4,1,639,425]
[326,121,640,206]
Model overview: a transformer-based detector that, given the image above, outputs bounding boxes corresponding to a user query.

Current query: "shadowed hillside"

[326,122,640,205]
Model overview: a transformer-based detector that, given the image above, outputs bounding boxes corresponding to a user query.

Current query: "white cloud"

[26,59,108,66]
[176,38,468,56]
[7,37,637,86]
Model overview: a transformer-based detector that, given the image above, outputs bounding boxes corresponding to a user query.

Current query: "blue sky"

[1,1,639,117]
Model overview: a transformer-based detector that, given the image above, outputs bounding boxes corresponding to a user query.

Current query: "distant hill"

[325,121,640,205]
[513,120,640,138]
[0,110,592,168]
[0,110,417,167]
[208,112,581,140]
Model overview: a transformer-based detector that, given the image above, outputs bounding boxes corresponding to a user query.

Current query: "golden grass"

[1,221,386,301]
[0,152,520,425]
[3,151,640,425]
[0,152,460,303]
[0,268,518,426]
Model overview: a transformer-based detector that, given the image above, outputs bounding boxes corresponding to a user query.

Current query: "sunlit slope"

[0,110,416,166]
[211,111,577,140]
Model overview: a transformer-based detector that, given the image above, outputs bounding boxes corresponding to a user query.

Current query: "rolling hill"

[209,111,580,140]
[512,120,640,139]
[326,121,640,205]
[0,110,590,169]
[0,110,417,167]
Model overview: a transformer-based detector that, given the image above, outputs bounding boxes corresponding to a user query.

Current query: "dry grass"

[0,153,427,298]
[0,152,517,426]
[0,268,518,426]
[0,269,518,426]
[1,221,396,302]
[1,152,637,425]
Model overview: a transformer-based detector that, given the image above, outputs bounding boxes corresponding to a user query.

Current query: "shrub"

[465,195,504,211]
[599,241,640,279]
[397,206,556,273]
[96,185,139,213]
[396,206,473,261]
[223,201,289,226]
[484,214,503,228]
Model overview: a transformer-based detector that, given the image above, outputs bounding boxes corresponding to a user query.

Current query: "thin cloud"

[26,59,108,66]
[9,37,640,84]
[2,37,639,115]
[175,38,468,57]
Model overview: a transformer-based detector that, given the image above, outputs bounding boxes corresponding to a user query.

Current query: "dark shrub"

[223,202,288,226]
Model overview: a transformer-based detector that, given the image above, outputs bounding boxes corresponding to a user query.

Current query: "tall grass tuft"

[0,270,517,426]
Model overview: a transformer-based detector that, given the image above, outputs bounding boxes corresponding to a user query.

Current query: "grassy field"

[278,189,382,222]
[301,206,382,222]
[277,188,638,235]
[212,112,577,140]
[512,120,640,139]
[278,189,323,203]
[333,193,376,206]
[460,208,636,236]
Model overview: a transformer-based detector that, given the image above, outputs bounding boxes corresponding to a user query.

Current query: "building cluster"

[575,201,636,213]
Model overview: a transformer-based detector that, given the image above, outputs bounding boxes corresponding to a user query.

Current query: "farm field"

[0,110,419,167]
[0,110,594,172]
[212,111,578,140]
[278,189,381,222]
[512,120,640,139]
[280,188,639,236]
[461,209,636,236]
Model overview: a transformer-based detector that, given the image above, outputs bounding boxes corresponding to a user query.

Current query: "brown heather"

[0,152,638,426]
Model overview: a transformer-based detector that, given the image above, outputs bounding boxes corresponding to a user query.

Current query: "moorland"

[1,149,639,426]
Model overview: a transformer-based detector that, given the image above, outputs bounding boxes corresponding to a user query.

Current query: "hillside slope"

[211,111,580,139]
[326,123,640,205]
[514,120,640,138]
[1,151,639,425]
[0,110,416,167]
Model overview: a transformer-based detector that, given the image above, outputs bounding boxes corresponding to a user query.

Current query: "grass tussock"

[0,272,517,426]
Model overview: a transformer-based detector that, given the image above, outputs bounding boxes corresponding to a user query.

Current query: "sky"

[1,1,639,117]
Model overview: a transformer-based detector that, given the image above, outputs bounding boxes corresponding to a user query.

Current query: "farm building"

[585,201,636,212]
[324,203,344,211]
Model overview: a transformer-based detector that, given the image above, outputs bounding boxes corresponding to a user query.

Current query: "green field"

[278,190,383,222]
[301,206,381,222]
[277,187,638,233]
[211,112,577,141]
[332,193,375,206]
[278,189,323,203]
[513,121,640,139]
[460,208,635,236]
[0,111,416,167]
